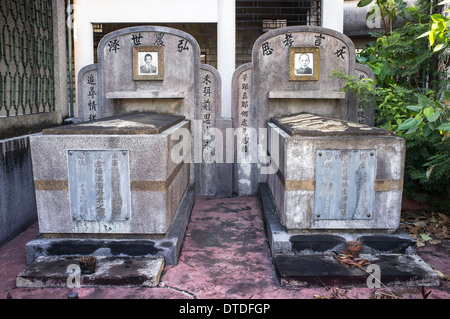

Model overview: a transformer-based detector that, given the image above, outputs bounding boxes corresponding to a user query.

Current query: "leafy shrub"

[331,0,450,213]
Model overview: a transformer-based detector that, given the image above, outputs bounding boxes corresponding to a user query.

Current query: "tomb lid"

[270,113,395,137]
[42,113,185,135]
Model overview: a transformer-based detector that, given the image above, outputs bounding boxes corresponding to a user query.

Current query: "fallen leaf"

[420,233,432,241]
[435,270,445,278]
[416,240,425,248]
[429,239,441,245]
[332,251,370,269]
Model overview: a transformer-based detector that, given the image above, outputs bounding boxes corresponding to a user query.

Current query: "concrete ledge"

[25,184,195,266]
[16,256,164,288]
[268,91,346,99]
[106,91,185,99]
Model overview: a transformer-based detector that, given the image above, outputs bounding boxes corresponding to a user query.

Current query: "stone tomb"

[22,26,227,287]
[235,26,440,287]
[267,112,404,231]
[24,26,227,280]
[26,113,192,270]
[31,113,189,236]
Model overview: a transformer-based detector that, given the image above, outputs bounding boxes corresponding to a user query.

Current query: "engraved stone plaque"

[314,149,375,220]
[68,150,131,221]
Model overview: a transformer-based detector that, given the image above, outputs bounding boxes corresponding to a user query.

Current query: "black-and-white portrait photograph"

[295,53,313,75]
[133,46,164,81]
[289,47,319,81]
[139,52,158,75]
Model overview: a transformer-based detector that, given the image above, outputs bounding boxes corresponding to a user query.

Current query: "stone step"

[16,256,165,288]
[274,253,440,288]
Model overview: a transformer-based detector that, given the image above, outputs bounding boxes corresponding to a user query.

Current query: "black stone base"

[17,256,165,288]
[275,254,439,288]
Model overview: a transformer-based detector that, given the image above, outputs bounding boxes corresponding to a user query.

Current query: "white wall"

[322,0,344,33]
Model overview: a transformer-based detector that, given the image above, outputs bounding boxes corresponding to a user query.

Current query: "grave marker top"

[42,113,185,135]
[78,26,201,121]
[270,113,394,137]
[251,26,357,128]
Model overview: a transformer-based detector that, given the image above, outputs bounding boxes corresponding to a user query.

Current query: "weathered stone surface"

[289,235,346,254]
[16,256,165,288]
[30,119,190,235]
[0,136,37,245]
[43,113,185,135]
[267,116,405,231]
[231,26,381,196]
[77,26,201,121]
[270,112,393,137]
[2,197,449,299]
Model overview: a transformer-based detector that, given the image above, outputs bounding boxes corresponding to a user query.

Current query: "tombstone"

[25,26,224,276]
[196,64,226,196]
[232,26,361,195]
[354,63,376,126]
[231,63,257,196]
[234,26,439,287]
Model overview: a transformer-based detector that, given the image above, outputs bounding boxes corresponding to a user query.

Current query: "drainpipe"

[67,3,74,118]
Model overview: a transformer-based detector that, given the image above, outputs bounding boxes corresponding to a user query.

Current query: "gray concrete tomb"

[235,26,439,287]
[25,26,226,270]
[31,113,189,236]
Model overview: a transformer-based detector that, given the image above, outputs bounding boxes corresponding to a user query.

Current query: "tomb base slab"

[259,183,440,287]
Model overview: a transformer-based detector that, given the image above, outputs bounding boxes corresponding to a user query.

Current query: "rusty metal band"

[34,162,187,192]
[281,178,403,192]
[285,180,316,191]
[276,168,315,191]
[130,161,186,191]
[34,180,69,191]
[374,179,404,191]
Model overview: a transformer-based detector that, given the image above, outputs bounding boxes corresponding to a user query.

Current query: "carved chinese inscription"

[80,69,99,122]
[314,150,375,220]
[68,150,131,221]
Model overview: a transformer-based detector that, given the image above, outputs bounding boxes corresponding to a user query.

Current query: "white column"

[321,0,344,33]
[217,0,235,118]
[73,0,94,117]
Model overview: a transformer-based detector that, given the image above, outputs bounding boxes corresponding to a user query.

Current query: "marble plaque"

[314,149,375,220]
[68,150,131,221]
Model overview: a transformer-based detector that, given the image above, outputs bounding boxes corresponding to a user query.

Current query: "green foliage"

[417,1,450,53]
[402,134,450,212]
[330,70,416,130]
[397,92,450,135]
[357,0,417,35]
[334,0,450,212]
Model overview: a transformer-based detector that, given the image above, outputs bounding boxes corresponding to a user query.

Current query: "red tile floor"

[1,196,449,299]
